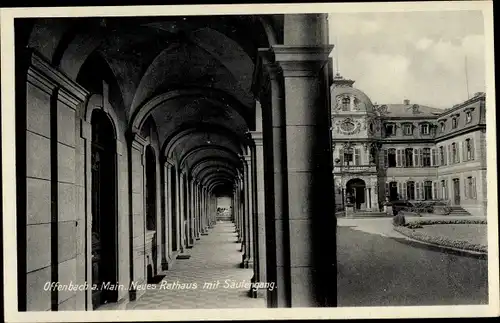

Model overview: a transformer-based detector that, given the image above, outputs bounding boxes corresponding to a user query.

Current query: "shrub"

[393,225,487,253]
[405,222,423,229]
[393,214,406,226]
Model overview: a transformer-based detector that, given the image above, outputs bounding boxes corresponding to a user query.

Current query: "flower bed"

[393,219,487,253]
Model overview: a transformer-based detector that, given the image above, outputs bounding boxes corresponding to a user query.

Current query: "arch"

[196,166,238,182]
[179,145,242,170]
[82,94,125,152]
[346,178,366,210]
[191,158,241,178]
[90,108,119,308]
[129,87,251,134]
[162,124,246,160]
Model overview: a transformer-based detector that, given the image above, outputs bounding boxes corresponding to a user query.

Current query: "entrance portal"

[346,178,366,210]
[90,110,118,309]
[453,178,461,205]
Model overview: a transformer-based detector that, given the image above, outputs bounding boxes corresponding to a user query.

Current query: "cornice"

[28,51,89,103]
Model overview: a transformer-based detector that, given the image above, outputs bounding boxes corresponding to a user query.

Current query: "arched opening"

[144,146,157,283]
[90,109,118,309]
[170,166,178,251]
[145,146,157,231]
[346,178,366,210]
[182,173,188,247]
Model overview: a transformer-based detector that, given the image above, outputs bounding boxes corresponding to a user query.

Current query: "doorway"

[453,178,461,205]
[90,110,118,309]
[170,167,177,251]
[145,146,157,283]
[389,181,398,201]
[346,178,366,210]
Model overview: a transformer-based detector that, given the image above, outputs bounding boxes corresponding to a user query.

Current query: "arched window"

[342,97,350,111]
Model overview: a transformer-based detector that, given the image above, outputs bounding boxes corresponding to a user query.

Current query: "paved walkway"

[337,215,486,239]
[126,221,265,310]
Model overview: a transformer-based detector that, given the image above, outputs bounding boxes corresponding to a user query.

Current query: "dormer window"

[420,123,430,135]
[465,110,472,123]
[342,97,350,111]
[412,104,420,114]
[440,121,446,133]
[403,123,413,136]
[452,117,458,129]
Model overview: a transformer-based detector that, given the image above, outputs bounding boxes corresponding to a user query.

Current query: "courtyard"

[122,219,488,309]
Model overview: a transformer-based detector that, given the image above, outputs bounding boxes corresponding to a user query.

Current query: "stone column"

[261,13,336,307]
[162,162,173,269]
[128,133,147,300]
[242,155,254,268]
[186,176,194,248]
[194,181,201,240]
[250,129,266,298]
[177,170,185,253]
[258,47,289,307]
[234,185,241,241]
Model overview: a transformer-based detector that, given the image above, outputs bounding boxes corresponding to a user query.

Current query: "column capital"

[249,131,263,146]
[258,48,283,81]
[272,45,334,77]
[127,131,147,150]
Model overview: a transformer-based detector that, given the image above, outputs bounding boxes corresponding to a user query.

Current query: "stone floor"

[126,221,266,310]
[125,217,488,309]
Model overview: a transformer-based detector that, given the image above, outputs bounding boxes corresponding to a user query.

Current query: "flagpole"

[335,34,340,75]
[465,55,470,99]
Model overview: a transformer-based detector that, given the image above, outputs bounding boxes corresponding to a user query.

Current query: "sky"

[328,10,486,109]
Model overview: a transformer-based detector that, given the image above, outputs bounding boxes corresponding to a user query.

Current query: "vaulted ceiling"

[22,15,283,194]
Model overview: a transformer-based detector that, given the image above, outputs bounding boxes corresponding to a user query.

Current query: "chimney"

[404,99,410,105]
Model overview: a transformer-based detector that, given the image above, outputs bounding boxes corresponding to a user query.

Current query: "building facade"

[331,74,487,217]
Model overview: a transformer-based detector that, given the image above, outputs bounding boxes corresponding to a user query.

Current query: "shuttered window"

[433,181,439,199]
[383,149,388,168]
[354,148,361,165]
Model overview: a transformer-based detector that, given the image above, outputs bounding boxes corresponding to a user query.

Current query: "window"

[342,97,350,111]
[388,149,396,167]
[406,181,415,200]
[465,138,474,161]
[466,111,472,123]
[405,148,414,167]
[344,150,353,165]
[433,182,439,199]
[403,123,413,135]
[452,143,458,164]
[440,122,446,133]
[441,180,448,199]
[385,124,395,136]
[439,146,445,166]
[467,176,477,199]
[354,148,361,165]
[431,148,437,166]
[424,181,433,200]
[423,148,431,167]
[452,117,458,129]
[421,123,430,135]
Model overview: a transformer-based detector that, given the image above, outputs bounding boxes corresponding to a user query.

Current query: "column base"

[176,253,191,260]
[161,257,173,270]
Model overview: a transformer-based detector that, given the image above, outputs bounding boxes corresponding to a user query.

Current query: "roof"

[376,103,444,118]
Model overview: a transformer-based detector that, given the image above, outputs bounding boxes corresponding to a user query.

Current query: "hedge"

[393,224,487,253]
[409,219,486,225]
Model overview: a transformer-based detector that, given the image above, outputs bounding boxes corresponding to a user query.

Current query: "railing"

[334,165,377,173]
